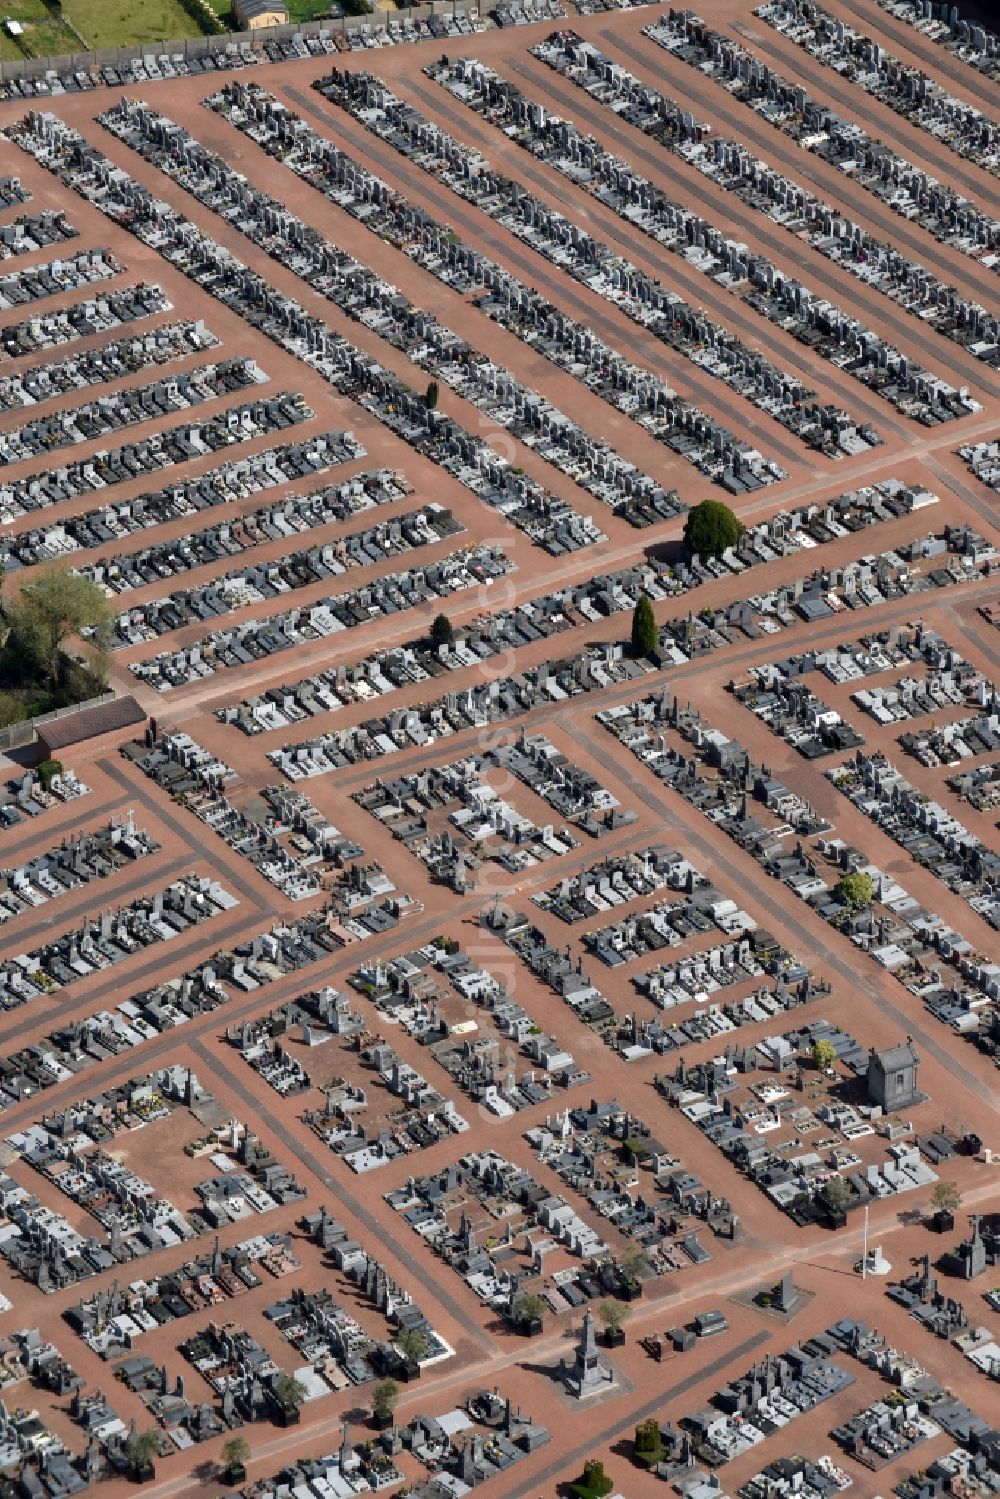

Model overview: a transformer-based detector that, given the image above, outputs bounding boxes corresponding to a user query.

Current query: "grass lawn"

[62,0,206,47]
[208,0,337,19]
[0,0,79,60]
[1,0,347,52]
[283,0,337,20]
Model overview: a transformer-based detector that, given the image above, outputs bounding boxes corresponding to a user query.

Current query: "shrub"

[37,758,63,791]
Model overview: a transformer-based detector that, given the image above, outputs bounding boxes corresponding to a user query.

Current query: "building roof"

[235,0,289,18]
[39,695,146,752]
[872,1040,919,1071]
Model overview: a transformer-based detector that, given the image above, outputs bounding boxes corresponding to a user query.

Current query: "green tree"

[430,612,454,648]
[371,1377,399,1421]
[931,1179,962,1215]
[3,563,112,690]
[812,1038,837,1073]
[630,594,658,657]
[834,871,874,909]
[510,1291,545,1326]
[272,1373,308,1409]
[683,499,743,559]
[571,1457,613,1498]
[396,1326,429,1366]
[124,1428,159,1473]
[597,1299,630,1336]
[424,380,439,411]
[822,1175,851,1214]
[618,1242,649,1290]
[221,1436,249,1476]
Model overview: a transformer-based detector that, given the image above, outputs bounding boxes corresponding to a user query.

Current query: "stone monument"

[560,1311,615,1398]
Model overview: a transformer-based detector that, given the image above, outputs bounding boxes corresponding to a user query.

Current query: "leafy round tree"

[272,1373,307,1409]
[3,562,112,690]
[931,1180,962,1216]
[811,1038,837,1073]
[396,1326,429,1366]
[222,1436,250,1478]
[124,1428,159,1477]
[683,499,743,559]
[823,1176,851,1214]
[630,595,658,657]
[424,380,439,410]
[511,1290,545,1327]
[834,871,874,909]
[597,1299,630,1336]
[430,612,454,648]
[372,1378,399,1422]
[618,1242,649,1290]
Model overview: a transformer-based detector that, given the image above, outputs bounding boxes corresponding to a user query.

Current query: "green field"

[0,0,79,61]
[62,0,206,48]
[283,0,337,21]
[0,0,215,56]
[0,0,349,59]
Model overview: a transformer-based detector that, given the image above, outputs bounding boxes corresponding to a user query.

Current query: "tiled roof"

[39,696,146,752]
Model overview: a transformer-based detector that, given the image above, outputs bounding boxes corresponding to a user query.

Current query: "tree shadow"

[482,1316,541,1341]
[643,537,685,565]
